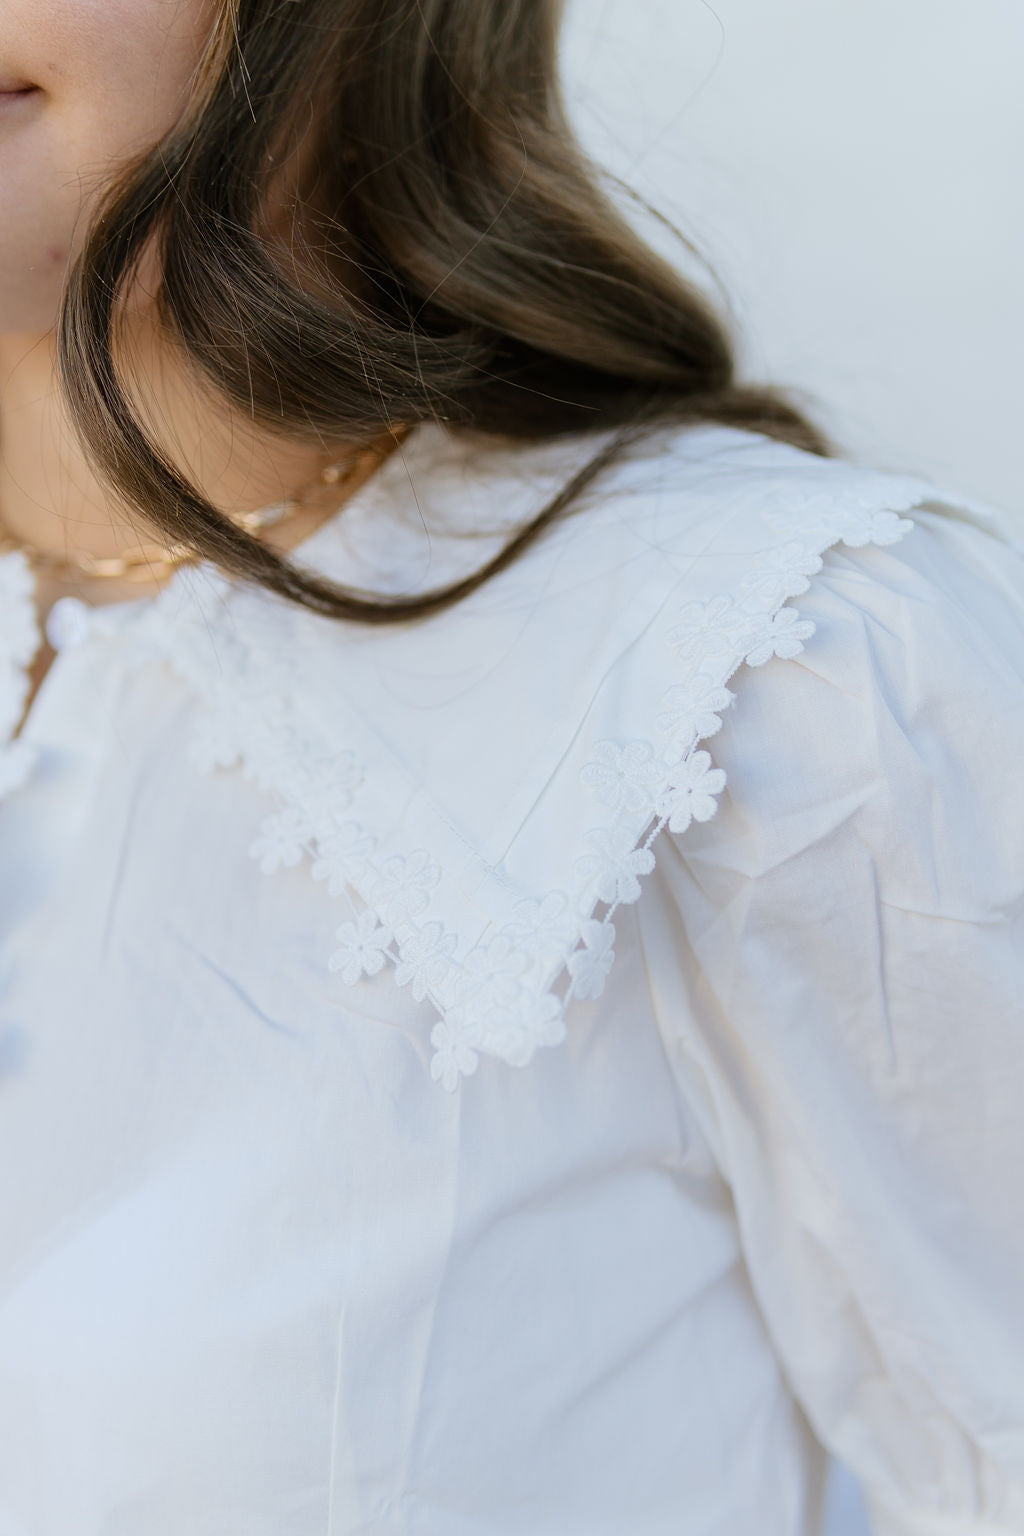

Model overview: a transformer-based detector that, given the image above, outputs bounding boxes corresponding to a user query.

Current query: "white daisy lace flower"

[762,477,923,545]
[853,509,914,546]
[737,542,824,612]
[457,933,529,1013]
[837,506,916,547]
[655,674,735,749]
[575,825,656,907]
[580,739,667,814]
[500,890,578,963]
[666,595,749,668]
[429,1013,479,1091]
[658,750,727,834]
[743,607,816,667]
[567,919,616,1002]
[486,993,566,1067]
[371,849,441,926]
[395,922,458,1002]
[249,806,314,874]
[310,822,376,897]
[328,909,393,986]
[294,750,363,836]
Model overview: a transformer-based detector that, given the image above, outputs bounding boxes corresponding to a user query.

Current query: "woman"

[0,2,1021,1532]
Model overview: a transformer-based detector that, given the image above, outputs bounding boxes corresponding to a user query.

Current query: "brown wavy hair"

[57,0,833,623]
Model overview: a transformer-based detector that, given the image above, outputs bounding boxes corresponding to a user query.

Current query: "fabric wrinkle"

[0,422,1021,1531]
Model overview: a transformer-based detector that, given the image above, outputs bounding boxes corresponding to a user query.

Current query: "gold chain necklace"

[0,432,404,585]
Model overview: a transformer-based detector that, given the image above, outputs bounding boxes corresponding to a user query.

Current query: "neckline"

[0,420,487,783]
[7,416,757,635]
[0,419,764,780]
[0,427,435,752]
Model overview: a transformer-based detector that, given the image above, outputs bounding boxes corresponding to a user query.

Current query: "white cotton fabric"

[0,422,1021,1535]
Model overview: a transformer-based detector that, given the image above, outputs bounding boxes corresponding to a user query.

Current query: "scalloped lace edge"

[145,484,927,1091]
[0,481,930,1090]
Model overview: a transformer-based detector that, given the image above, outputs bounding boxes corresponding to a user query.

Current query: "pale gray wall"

[562,0,1023,512]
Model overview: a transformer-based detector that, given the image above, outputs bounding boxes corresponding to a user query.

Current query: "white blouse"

[0,420,1021,1536]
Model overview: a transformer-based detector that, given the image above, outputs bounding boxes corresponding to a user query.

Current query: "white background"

[561,5,1024,1530]
[562,0,1023,513]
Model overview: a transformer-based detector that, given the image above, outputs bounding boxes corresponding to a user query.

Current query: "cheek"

[0,0,218,331]
[43,0,218,151]
[0,106,91,330]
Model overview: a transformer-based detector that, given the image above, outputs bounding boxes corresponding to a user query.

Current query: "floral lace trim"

[0,477,927,1086]
[123,478,923,1090]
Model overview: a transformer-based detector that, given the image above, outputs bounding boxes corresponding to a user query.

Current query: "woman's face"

[0,0,216,334]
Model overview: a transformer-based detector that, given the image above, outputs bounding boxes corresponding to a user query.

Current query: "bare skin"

[0,0,387,722]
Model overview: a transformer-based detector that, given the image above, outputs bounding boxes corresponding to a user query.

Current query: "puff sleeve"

[638,503,1024,1534]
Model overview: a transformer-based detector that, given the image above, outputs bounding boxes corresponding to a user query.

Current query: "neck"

[0,320,367,581]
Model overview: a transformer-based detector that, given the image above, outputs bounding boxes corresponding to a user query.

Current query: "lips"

[0,83,39,110]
